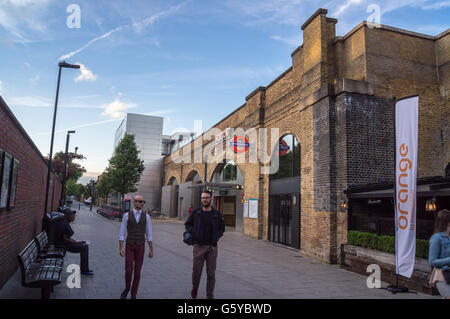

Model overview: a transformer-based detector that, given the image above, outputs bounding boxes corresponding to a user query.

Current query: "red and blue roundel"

[230,136,249,154]
[279,139,290,156]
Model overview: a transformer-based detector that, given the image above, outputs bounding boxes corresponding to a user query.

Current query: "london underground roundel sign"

[230,136,249,154]
[280,139,290,156]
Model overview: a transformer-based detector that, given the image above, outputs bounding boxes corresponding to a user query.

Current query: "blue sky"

[0,0,449,183]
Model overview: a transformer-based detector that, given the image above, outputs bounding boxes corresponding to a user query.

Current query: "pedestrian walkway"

[0,202,437,299]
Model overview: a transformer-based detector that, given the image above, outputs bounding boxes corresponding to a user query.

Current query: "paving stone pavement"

[0,201,438,299]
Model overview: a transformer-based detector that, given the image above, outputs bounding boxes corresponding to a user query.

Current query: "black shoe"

[120,289,129,299]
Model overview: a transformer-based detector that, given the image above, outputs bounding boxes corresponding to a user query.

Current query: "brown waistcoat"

[126,211,147,245]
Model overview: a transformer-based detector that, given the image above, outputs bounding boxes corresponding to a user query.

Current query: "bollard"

[79,203,81,210]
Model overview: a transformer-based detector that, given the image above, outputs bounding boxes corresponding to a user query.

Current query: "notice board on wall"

[243,200,249,218]
[248,199,258,219]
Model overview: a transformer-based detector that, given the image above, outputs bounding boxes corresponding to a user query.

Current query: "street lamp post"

[60,130,76,206]
[44,61,80,215]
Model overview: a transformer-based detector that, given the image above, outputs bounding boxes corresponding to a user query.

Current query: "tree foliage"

[48,151,86,182]
[95,172,113,199]
[107,134,145,196]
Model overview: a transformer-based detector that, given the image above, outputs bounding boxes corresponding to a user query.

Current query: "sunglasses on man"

[135,200,146,203]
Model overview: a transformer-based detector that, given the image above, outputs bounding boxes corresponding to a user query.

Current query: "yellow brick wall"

[162,10,447,264]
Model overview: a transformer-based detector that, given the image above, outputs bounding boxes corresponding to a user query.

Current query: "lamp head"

[59,61,80,69]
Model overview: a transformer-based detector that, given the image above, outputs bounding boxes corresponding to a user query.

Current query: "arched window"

[222,161,238,182]
[271,134,300,180]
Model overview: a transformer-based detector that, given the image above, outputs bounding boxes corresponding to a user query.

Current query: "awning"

[345,176,450,199]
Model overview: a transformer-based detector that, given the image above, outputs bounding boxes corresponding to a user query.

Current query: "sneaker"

[191,288,197,299]
[120,289,129,299]
[81,270,94,276]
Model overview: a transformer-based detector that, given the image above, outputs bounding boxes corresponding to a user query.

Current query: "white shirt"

[118,209,152,242]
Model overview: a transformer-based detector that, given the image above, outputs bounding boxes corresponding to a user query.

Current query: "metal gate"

[268,193,300,249]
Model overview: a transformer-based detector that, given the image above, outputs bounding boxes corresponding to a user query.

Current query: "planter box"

[340,244,438,295]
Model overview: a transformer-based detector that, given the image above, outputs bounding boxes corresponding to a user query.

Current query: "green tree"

[66,179,81,197]
[84,180,95,198]
[107,134,145,209]
[76,183,85,200]
[96,172,113,200]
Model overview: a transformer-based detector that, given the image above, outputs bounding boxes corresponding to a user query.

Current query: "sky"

[0,0,449,184]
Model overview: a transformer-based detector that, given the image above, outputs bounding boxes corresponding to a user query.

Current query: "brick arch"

[167,176,179,185]
[264,117,303,153]
[185,170,202,183]
[208,160,245,183]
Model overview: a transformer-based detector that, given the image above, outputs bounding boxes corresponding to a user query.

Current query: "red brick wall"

[0,97,62,288]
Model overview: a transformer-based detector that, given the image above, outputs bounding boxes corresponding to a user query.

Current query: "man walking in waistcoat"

[119,195,153,299]
[185,190,225,299]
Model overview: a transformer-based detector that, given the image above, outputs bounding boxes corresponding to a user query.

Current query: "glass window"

[271,135,300,180]
[222,162,237,182]
[278,135,293,179]
[1,153,12,208]
[9,159,19,207]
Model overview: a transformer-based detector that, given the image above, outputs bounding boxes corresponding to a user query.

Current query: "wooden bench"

[35,231,66,259]
[17,239,64,299]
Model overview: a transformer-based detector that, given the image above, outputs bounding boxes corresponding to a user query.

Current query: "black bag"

[443,270,450,284]
[183,230,193,246]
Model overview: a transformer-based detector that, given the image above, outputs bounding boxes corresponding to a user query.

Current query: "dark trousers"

[125,243,145,298]
[192,244,218,299]
[66,243,89,273]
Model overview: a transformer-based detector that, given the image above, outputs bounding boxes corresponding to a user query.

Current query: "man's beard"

[202,202,211,208]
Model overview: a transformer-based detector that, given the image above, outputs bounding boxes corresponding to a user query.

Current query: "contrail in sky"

[58,1,189,61]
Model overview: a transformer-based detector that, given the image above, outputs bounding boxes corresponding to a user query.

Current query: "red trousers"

[125,243,145,298]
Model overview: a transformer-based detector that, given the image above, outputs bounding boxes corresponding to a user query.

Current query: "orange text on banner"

[397,143,412,230]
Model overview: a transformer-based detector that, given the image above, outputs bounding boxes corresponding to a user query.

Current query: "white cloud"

[30,75,40,83]
[100,99,136,119]
[333,0,364,17]
[171,127,191,135]
[0,0,54,43]
[75,63,98,83]
[30,107,174,137]
[420,0,450,9]
[270,35,300,47]
[7,95,51,107]
[6,95,103,108]
[32,118,122,137]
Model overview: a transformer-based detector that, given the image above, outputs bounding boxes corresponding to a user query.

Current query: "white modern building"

[113,113,194,210]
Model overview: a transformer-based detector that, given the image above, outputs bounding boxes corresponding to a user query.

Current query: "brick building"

[0,96,62,288]
[162,9,449,264]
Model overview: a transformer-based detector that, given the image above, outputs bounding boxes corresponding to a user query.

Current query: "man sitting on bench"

[55,208,94,276]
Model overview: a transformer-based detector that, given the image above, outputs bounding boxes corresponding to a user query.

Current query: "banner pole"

[384,96,414,294]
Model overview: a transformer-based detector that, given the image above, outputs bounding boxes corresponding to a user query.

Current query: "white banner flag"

[395,96,418,278]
